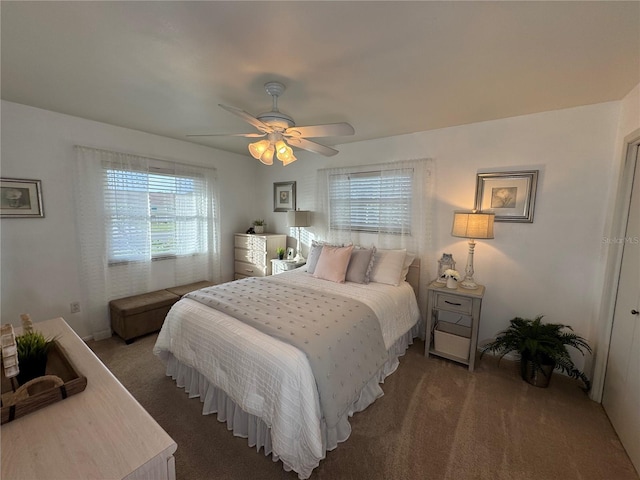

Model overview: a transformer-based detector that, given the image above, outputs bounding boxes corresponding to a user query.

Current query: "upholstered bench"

[110,281,215,343]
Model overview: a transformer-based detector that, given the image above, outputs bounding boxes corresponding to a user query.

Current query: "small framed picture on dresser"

[286,247,294,260]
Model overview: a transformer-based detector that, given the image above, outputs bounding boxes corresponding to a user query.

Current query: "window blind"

[104,166,209,263]
[328,169,413,234]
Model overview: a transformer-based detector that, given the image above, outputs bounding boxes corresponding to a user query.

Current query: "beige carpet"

[88,334,639,480]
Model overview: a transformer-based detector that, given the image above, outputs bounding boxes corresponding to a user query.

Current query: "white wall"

[254,102,621,357]
[0,100,256,338]
[0,98,625,364]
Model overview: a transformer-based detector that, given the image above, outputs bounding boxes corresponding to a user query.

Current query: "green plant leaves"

[480,315,592,391]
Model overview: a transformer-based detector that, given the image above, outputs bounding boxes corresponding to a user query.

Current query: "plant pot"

[520,356,555,388]
[446,277,458,289]
[254,226,264,234]
[16,354,48,386]
[278,254,284,260]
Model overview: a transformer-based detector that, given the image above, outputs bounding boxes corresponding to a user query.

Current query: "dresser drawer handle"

[444,300,462,306]
[245,268,254,273]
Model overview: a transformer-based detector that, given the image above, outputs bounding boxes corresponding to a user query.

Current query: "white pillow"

[401,252,416,282]
[370,248,407,286]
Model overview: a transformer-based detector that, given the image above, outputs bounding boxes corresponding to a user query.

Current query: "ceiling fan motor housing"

[258,81,295,130]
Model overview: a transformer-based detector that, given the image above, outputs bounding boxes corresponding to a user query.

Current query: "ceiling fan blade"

[287,137,339,157]
[219,104,272,133]
[285,122,355,139]
[186,133,266,138]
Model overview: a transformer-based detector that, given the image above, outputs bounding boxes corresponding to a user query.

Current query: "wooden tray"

[1,341,87,424]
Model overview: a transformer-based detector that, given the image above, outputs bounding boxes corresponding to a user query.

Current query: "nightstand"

[271,259,306,275]
[424,280,485,371]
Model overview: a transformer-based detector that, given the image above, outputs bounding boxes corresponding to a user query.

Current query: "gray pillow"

[345,246,376,284]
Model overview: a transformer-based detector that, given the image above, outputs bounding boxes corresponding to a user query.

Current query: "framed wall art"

[0,178,44,218]
[474,170,538,223]
[274,181,296,212]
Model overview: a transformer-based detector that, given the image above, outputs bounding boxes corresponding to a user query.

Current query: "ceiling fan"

[187,81,355,165]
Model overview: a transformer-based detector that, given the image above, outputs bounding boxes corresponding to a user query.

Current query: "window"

[328,168,413,234]
[105,166,210,263]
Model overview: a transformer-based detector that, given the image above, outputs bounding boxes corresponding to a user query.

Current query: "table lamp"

[287,210,311,262]
[451,211,494,289]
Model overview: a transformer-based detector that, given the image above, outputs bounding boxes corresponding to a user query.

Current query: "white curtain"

[316,158,435,321]
[74,146,221,339]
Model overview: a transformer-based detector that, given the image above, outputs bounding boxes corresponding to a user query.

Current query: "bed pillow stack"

[306,240,415,286]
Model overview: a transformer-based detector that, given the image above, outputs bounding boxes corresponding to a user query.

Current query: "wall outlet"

[70,302,81,314]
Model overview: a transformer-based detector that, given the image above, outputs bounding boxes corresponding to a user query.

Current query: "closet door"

[603,145,640,473]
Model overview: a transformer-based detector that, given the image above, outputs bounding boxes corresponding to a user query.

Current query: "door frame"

[591,128,640,402]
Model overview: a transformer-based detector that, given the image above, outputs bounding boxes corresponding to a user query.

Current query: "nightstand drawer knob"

[632,309,639,315]
[445,300,462,306]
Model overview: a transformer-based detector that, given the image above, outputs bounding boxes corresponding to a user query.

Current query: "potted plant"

[15,330,57,385]
[276,247,285,260]
[253,219,265,234]
[481,315,592,391]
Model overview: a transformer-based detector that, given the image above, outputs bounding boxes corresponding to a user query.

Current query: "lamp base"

[293,254,306,263]
[459,277,478,289]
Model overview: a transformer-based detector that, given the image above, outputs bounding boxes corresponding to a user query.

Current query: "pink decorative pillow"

[313,245,354,283]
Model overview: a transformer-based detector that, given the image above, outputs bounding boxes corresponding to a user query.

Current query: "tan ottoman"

[165,280,216,297]
[109,289,180,344]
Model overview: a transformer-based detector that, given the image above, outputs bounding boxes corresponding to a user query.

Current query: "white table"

[1,317,177,480]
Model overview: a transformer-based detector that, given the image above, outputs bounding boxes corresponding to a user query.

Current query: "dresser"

[234,233,287,279]
[1,317,177,480]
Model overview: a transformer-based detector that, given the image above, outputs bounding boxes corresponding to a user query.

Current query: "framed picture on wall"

[0,178,44,218]
[474,170,538,223]
[274,181,296,212]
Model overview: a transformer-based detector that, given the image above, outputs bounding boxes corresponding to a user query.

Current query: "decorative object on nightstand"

[451,211,494,289]
[441,269,461,289]
[276,247,285,260]
[424,281,485,371]
[435,253,456,284]
[287,209,311,262]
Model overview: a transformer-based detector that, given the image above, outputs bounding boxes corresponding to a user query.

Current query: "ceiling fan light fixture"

[248,139,271,159]
[277,144,296,165]
[275,140,288,155]
[259,146,274,165]
[281,151,297,166]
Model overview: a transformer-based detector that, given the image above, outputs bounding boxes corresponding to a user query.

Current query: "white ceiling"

[2,1,639,157]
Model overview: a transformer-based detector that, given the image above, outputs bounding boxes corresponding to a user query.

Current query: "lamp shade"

[451,211,495,239]
[259,146,274,165]
[287,210,311,227]
[249,139,271,160]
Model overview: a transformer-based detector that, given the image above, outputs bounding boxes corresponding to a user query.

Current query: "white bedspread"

[153,268,420,478]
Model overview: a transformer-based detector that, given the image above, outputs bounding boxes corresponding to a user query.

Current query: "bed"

[153,247,421,479]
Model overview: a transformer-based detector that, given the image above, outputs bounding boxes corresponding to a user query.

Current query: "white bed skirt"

[161,322,420,479]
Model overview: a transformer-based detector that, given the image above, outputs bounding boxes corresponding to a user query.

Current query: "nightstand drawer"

[234,261,267,277]
[434,292,473,315]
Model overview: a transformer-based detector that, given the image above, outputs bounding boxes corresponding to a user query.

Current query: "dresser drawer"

[234,235,267,252]
[434,292,473,315]
[234,261,267,277]
[234,248,268,267]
